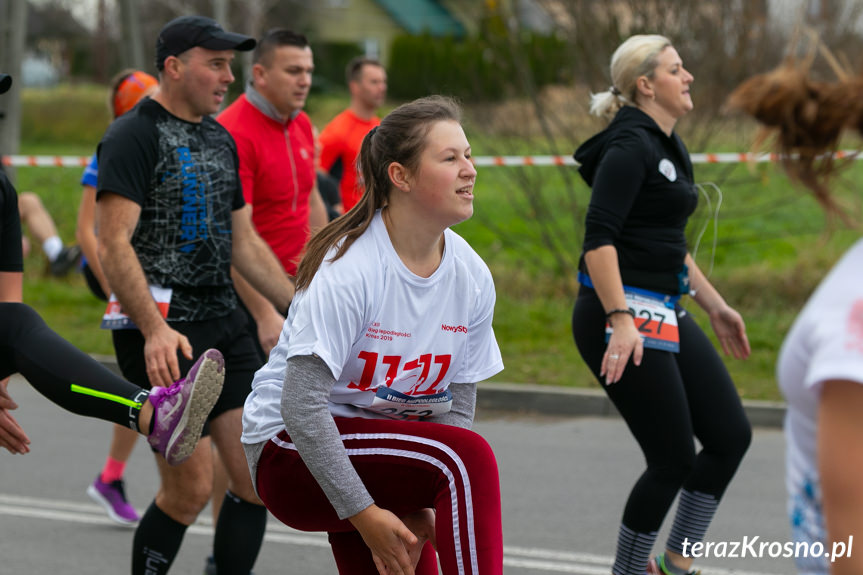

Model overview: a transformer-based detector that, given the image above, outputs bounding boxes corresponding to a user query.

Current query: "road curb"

[477,381,786,429]
[91,355,786,429]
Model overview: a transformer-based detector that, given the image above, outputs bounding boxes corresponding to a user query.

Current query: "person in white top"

[728,52,863,575]
[242,95,505,575]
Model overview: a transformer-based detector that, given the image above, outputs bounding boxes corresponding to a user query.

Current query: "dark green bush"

[309,41,366,93]
[387,30,569,101]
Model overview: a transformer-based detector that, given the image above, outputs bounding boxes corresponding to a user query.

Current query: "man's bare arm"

[231,205,295,314]
[98,192,192,386]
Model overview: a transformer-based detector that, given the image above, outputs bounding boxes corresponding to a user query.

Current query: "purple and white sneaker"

[87,476,140,526]
[147,349,225,466]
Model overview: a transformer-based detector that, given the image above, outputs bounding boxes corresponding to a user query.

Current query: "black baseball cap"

[155,15,256,70]
[0,74,11,95]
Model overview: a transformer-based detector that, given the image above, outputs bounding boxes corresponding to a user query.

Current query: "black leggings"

[571,287,751,533]
[0,302,147,430]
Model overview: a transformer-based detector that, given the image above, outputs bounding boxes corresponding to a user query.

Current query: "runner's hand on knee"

[351,504,418,575]
[401,508,436,550]
[400,508,436,568]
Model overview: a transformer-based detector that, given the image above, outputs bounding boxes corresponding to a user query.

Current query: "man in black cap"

[0,73,225,491]
[96,16,294,575]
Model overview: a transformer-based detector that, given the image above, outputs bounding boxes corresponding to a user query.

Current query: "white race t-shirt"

[778,239,863,572]
[242,210,504,444]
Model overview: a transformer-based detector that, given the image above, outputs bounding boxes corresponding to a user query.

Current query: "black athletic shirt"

[574,106,698,295]
[0,172,23,272]
[97,98,245,322]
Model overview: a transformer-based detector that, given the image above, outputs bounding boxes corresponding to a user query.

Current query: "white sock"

[43,236,63,261]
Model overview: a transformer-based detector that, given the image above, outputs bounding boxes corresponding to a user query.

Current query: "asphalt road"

[1,375,795,574]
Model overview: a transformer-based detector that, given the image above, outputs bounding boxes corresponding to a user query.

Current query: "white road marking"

[0,493,783,575]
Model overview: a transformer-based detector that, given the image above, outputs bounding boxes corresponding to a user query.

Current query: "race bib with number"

[366,387,453,421]
[101,286,172,330]
[605,290,680,352]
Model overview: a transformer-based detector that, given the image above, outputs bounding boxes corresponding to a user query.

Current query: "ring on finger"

[609,354,620,360]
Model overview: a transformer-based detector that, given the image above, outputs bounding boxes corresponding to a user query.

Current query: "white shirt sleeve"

[286,254,372,380]
[453,260,504,384]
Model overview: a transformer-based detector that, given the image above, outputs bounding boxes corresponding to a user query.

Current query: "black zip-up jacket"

[574,106,698,295]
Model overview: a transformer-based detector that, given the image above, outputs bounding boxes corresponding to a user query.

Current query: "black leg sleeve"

[212,490,267,574]
[0,302,147,430]
[132,501,188,575]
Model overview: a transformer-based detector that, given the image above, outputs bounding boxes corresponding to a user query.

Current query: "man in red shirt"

[318,57,387,213]
[218,29,327,358]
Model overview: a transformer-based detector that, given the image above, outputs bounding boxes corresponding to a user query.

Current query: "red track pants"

[256,417,504,574]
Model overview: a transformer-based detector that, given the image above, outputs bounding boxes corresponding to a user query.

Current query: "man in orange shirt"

[318,57,387,213]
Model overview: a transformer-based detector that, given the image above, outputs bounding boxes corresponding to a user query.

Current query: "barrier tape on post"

[1,151,858,168]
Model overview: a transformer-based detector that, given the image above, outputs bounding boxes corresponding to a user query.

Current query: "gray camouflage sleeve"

[428,381,476,429]
[281,354,374,520]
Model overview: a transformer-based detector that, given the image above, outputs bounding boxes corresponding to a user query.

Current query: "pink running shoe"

[147,349,225,465]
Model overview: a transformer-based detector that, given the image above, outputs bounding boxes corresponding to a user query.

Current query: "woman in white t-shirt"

[728,55,863,575]
[242,95,505,575]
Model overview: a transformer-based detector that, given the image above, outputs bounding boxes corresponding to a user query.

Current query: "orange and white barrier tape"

[472,155,576,167]
[473,151,859,166]
[2,155,91,168]
[2,151,859,168]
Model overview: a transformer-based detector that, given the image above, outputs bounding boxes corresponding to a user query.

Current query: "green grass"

[21,84,112,148]
[12,85,863,402]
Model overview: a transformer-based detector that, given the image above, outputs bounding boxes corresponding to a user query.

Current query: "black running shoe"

[50,244,82,276]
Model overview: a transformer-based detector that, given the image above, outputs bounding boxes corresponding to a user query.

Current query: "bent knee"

[159,483,212,517]
[225,477,260,504]
[720,420,752,462]
[442,426,500,472]
[647,450,696,486]
[17,192,41,215]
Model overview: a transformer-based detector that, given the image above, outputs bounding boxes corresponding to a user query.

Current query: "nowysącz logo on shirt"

[846,299,863,354]
[441,323,468,333]
[658,158,677,182]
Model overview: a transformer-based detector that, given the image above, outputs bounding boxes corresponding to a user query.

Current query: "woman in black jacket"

[571,35,752,575]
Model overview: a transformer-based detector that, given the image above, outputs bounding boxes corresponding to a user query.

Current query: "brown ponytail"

[295,95,462,290]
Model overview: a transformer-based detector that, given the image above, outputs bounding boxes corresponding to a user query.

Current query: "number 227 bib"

[605,289,680,353]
